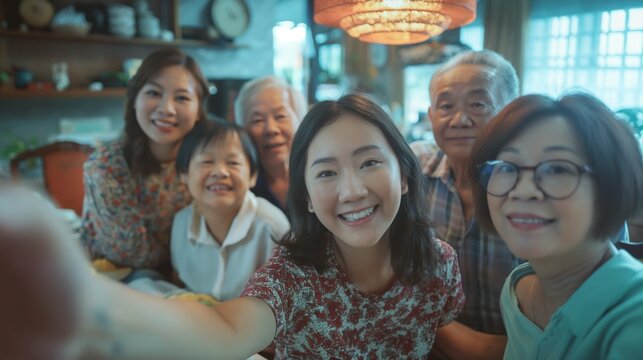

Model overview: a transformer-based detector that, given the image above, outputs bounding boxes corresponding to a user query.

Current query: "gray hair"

[233,76,307,126]
[430,50,519,109]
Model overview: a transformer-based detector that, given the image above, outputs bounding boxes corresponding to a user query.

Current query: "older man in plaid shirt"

[411,50,521,360]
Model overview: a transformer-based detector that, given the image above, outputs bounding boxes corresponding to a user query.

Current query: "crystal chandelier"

[314,0,477,45]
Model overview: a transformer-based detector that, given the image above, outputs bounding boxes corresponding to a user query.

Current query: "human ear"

[401,176,409,195]
[180,173,189,185]
[249,171,258,188]
[307,200,314,213]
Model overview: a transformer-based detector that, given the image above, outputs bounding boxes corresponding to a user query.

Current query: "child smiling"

[170,118,289,301]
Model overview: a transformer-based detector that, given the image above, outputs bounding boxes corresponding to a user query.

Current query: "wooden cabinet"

[0,0,213,99]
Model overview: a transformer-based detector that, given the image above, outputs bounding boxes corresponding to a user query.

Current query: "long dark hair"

[123,47,208,176]
[279,92,438,285]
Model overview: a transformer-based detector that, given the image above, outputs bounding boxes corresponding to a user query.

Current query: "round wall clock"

[210,0,251,40]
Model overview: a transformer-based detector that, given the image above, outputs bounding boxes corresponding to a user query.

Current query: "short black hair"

[279,92,438,285]
[176,116,258,177]
[469,93,643,240]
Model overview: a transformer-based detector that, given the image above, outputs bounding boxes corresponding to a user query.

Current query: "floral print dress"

[80,138,190,268]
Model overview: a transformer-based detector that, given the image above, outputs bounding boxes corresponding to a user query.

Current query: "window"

[523,5,643,110]
[273,21,310,95]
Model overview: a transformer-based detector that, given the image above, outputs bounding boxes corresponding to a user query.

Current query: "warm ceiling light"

[314,0,477,45]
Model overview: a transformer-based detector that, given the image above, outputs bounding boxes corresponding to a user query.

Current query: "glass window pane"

[623,70,639,88]
[606,70,621,87]
[626,31,643,54]
[610,10,626,31]
[551,17,560,36]
[601,12,610,32]
[599,33,608,55]
[607,56,622,67]
[559,38,568,57]
[560,16,570,36]
[607,32,624,54]
[598,56,606,67]
[628,8,643,30]
[625,55,641,67]
[569,36,577,57]
[571,16,579,35]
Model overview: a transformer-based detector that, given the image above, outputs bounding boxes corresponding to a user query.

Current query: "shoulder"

[173,203,193,224]
[254,195,290,235]
[433,238,457,264]
[84,138,128,175]
[409,140,439,157]
[430,238,460,280]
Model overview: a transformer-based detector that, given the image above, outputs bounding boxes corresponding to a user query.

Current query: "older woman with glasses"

[468,93,643,359]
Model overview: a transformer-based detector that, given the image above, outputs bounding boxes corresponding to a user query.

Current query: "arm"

[432,241,505,360]
[0,185,277,360]
[433,321,506,360]
[84,279,276,360]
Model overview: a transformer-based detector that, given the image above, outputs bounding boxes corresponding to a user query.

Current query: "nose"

[449,109,473,128]
[157,95,176,115]
[209,162,229,178]
[263,116,280,136]
[507,170,545,201]
[338,171,368,203]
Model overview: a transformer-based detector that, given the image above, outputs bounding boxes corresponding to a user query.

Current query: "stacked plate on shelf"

[108,4,135,38]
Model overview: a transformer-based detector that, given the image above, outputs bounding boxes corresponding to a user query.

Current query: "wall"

[0,0,275,159]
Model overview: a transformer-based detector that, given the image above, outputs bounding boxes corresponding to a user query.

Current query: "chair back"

[10,141,95,215]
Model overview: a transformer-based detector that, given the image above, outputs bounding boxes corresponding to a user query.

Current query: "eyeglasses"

[478,159,595,199]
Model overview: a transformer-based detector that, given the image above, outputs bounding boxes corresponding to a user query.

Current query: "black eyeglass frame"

[478,159,595,200]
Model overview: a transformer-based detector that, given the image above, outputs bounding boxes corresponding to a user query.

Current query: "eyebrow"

[310,144,382,167]
[146,80,194,94]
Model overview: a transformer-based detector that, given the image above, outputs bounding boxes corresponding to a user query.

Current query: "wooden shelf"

[0,29,217,48]
[0,87,127,99]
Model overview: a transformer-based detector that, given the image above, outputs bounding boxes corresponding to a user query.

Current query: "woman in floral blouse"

[80,47,209,270]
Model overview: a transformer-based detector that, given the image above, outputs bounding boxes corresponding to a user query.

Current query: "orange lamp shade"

[314,0,477,45]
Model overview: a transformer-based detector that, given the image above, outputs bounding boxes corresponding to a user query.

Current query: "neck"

[333,237,394,294]
[448,158,474,221]
[149,141,180,163]
[530,241,615,316]
[448,158,470,188]
[199,205,240,246]
[263,160,288,182]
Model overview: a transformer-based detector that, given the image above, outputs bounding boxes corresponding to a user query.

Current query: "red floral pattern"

[241,239,464,358]
[80,138,190,268]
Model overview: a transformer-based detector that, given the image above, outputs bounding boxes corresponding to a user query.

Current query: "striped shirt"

[425,150,522,334]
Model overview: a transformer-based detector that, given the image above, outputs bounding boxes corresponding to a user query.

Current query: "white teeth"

[153,120,176,128]
[511,218,549,224]
[341,206,375,222]
[207,184,231,191]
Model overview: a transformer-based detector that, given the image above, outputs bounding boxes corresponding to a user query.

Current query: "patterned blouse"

[241,239,464,359]
[80,138,191,268]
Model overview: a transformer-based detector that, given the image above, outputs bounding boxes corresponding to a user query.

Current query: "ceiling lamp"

[314,0,477,45]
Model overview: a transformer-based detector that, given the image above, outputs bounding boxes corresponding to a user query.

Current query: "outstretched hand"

[0,185,92,359]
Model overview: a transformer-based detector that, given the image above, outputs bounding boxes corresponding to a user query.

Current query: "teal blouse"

[501,249,643,359]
